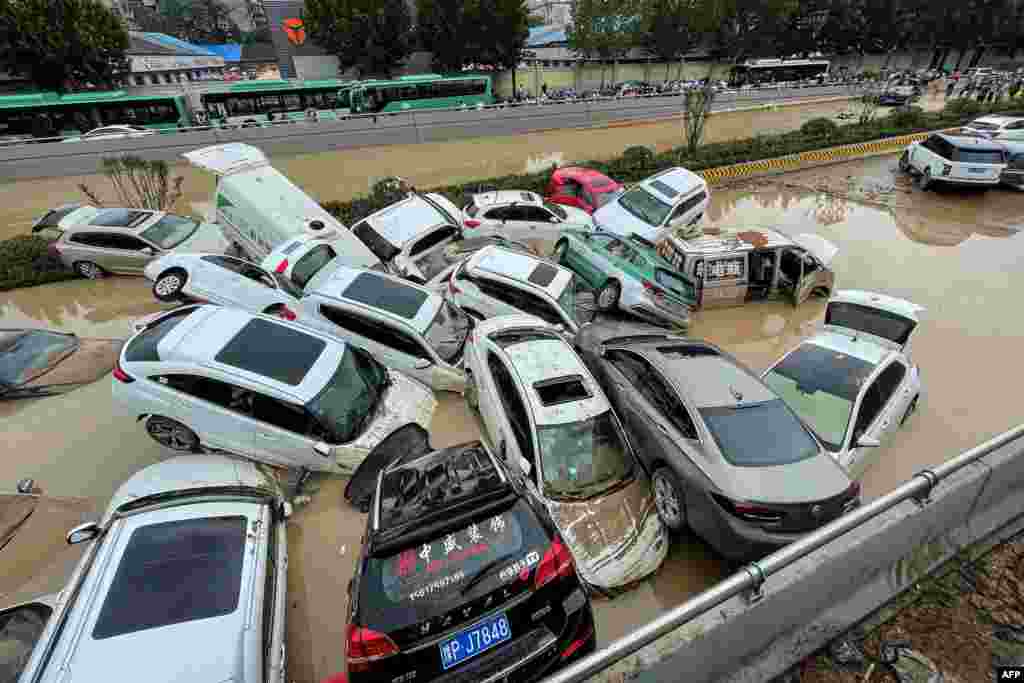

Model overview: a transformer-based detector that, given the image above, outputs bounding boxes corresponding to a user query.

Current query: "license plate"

[438,613,512,670]
[968,167,988,174]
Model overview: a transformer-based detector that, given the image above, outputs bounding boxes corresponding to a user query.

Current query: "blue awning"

[197,44,242,61]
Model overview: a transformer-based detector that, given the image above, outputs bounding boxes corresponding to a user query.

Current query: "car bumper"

[575,510,668,590]
[937,175,1002,186]
[1001,171,1024,189]
[698,498,807,563]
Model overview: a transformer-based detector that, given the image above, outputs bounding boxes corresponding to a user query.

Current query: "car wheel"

[597,280,621,311]
[919,167,933,190]
[152,268,188,302]
[652,467,686,532]
[74,261,104,279]
[898,151,910,173]
[553,239,569,264]
[145,416,200,452]
[464,370,479,410]
[900,396,919,426]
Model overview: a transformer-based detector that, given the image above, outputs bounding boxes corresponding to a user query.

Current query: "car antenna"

[729,386,744,403]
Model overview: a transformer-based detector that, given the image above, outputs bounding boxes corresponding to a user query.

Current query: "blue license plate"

[438,613,512,670]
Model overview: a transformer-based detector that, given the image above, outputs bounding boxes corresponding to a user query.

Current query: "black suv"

[345,435,596,683]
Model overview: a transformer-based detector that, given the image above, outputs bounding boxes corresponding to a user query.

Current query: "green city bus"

[345,74,494,114]
[199,78,355,125]
[0,91,189,140]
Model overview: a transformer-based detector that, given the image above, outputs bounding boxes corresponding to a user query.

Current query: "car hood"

[717,453,851,505]
[593,200,659,240]
[173,222,231,255]
[339,372,437,474]
[575,318,678,355]
[546,475,665,589]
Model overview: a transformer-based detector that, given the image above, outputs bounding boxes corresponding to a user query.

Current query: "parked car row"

[8,141,928,683]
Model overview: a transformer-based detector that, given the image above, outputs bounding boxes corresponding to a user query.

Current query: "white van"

[183,143,379,268]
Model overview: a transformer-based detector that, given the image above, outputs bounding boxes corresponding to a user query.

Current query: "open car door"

[824,290,925,351]
[790,233,839,305]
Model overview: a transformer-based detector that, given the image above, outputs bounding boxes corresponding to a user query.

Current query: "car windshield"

[0,330,78,388]
[139,215,199,249]
[352,220,400,262]
[762,344,875,451]
[307,347,390,443]
[556,278,578,324]
[536,411,635,499]
[616,187,673,227]
[699,399,821,466]
[955,148,1005,164]
[422,301,471,363]
[543,201,568,220]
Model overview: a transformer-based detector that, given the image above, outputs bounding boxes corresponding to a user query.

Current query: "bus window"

[304,92,324,108]
[282,94,301,110]
[330,90,345,109]
[258,95,282,113]
[227,96,254,116]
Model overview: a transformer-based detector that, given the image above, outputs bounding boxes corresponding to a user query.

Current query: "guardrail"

[540,422,1024,683]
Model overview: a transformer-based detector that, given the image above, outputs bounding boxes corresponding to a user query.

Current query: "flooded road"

[2,149,1020,682]
[0,94,944,242]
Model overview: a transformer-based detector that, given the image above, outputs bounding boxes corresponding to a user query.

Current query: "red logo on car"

[282,18,306,46]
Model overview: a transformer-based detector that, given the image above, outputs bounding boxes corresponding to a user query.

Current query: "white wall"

[293,55,340,80]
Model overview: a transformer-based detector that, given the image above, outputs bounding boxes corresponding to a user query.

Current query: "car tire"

[652,467,686,532]
[553,239,569,264]
[900,396,919,426]
[919,167,933,190]
[898,151,910,173]
[464,370,479,410]
[145,416,200,452]
[152,268,188,302]
[73,261,104,280]
[597,280,621,311]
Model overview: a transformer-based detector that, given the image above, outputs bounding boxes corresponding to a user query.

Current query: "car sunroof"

[528,262,559,287]
[342,272,428,319]
[215,319,326,385]
[649,179,679,198]
[92,208,151,227]
[534,375,590,406]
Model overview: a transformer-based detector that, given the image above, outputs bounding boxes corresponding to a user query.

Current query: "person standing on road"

[541,83,548,99]
[946,79,956,98]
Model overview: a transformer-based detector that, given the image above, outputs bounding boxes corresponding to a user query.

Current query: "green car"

[553,230,696,328]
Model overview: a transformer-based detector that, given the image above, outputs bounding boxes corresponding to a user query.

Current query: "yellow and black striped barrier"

[697,129,957,185]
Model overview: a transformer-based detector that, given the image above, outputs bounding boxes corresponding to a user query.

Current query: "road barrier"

[537,423,1024,683]
[0,86,856,181]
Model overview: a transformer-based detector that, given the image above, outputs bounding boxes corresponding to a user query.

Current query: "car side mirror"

[66,521,100,545]
[140,247,155,256]
[313,442,331,457]
[414,359,432,370]
[518,455,532,476]
[856,435,882,449]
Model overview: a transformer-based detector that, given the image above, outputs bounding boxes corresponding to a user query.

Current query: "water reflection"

[0,277,160,337]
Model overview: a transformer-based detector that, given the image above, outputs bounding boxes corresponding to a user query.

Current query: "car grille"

[433,627,557,683]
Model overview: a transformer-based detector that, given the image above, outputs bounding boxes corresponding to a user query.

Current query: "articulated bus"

[0,91,189,141]
[199,78,354,125]
[730,59,831,86]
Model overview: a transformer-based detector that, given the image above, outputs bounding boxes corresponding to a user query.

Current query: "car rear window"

[92,516,246,640]
[215,318,326,385]
[534,376,590,406]
[124,307,195,362]
[92,208,150,228]
[291,244,337,289]
[342,272,428,319]
[352,220,401,262]
[34,204,82,230]
[953,148,1006,164]
[649,179,679,198]
[699,400,820,467]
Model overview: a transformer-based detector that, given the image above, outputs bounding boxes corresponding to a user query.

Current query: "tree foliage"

[416,0,529,72]
[0,0,128,92]
[567,0,641,62]
[305,0,413,78]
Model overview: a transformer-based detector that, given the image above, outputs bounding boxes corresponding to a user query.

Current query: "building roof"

[197,43,242,61]
[127,32,220,57]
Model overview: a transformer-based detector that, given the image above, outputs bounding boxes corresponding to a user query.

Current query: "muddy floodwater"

[2,150,1020,682]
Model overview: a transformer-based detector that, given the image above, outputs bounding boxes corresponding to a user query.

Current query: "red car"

[545,166,624,214]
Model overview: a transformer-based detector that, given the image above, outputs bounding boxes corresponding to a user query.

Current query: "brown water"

[3,147,1020,682]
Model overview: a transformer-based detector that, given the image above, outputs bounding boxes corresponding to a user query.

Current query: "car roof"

[472,190,544,208]
[639,344,776,409]
[468,246,572,296]
[830,289,923,322]
[500,337,609,426]
[801,329,892,367]
[314,267,441,331]
[935,133,1007,150]
[363,194,450,246]
[640,167,706,202]
[151,305,345,400]
[553,166,618,184]
[66,208,161,232]
[668,227,795,254]
[971,115,1020,124]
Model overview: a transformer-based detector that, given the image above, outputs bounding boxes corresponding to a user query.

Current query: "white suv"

[963,115,1024,139]
[899,133,1007,189]
[446,244,596,335]
[8,455,289,683]
[113,304,436,473]
[593,167,709,242]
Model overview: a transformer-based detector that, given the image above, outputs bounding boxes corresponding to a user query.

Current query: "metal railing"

[541,421,1024,683]
[0,83,857,149]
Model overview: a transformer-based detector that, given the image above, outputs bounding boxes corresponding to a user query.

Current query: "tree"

[0,0,128,92]
[707,0,799,63]
[416,0,472,72]
[473,0,530,70]
[305,0,413,78]
[417,0,528,72]
[638,0,705,80]
[527,12,546,26]
[567,0,641,86]
[155,0,241,44]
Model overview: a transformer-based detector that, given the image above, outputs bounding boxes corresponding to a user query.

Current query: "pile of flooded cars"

[5,142,928,683]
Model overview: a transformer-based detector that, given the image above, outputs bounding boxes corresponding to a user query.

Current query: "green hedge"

[321,97,1024,225]
[0,235,77,292]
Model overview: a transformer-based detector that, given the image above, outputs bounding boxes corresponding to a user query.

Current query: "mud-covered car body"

[7,455,290,683]
[0,329,122,399]
[464,315,667,591]
[762,291,924,480]
[655,228,838,309]
[344,436,596,683]
[576,320,860,562]
[998,141,1024,190]
[554,230,694,328]
[112,304,436,473]
[545,167,624,214]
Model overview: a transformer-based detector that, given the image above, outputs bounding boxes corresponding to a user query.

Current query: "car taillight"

[464,219,481,229]
[846,480,861,501]
[277,306,297,321]
[535,536,575,590]
[112,359,134,383]
[941,164,952,176]
[712,494,784,523]
[561,621,594,660]
[641,279,665,299]
[346,624,399,673]
[275,259,289,274]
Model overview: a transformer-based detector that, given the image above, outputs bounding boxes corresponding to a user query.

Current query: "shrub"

[887,106,926,129]
[0,235,77,291]
[800,117,840,138]
[944,98,983,118]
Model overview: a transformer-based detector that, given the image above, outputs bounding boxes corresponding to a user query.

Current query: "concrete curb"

[594,95,859,131]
